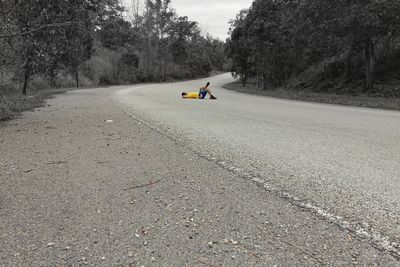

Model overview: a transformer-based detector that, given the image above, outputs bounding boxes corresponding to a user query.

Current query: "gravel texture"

[0,84,398,266]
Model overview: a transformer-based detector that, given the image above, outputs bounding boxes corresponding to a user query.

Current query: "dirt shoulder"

[0,87,398,266]
[0,72,224,122]
[0,89,67,121]
[224,81,400,111]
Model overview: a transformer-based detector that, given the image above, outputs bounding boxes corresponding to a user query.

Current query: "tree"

[168,16,197,65]
[1,0,225,92]
[3,0,122,93]
[228,0,400,93]
[226,9,251,86]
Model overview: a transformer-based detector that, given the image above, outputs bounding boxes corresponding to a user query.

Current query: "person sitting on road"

[182,82,217,100]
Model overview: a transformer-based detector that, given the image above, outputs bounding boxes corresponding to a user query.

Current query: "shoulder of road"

[0,87,398,265]
[224,81,400,111]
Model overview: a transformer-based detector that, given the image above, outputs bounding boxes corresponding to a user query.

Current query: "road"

[115,73,400,257]
[0,74,399,266]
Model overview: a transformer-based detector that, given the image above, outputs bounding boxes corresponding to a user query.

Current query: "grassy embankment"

[0,89,67,121]
[224,81,400,111]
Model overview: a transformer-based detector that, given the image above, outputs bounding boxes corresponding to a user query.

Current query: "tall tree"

[228,0,400,92]
[226,9,251,86]
[4,0,122,93]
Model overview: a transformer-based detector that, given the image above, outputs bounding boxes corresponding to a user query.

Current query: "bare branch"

[0,21,76,39]
[5,0,20,23]
[0,81,21,88]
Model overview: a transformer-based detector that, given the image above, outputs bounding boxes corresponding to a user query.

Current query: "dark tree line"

[227,0,400,96]
[0,0,226,95]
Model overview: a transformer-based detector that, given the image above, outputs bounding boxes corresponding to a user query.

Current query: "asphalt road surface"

[115,74,400,259]
[1,73,399,266]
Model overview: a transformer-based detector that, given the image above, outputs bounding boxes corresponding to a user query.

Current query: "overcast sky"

[124,0,253,40]
[171,0,253,40]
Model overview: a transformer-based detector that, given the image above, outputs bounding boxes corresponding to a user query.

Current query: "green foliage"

[0,0,226,95]
[136,0,224,81]
[0,0,121,93]
[227,0,400,94]
[226,10,251,86]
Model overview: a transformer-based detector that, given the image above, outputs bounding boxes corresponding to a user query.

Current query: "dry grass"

[0,89,66,121]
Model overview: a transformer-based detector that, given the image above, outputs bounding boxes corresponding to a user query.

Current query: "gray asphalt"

[115,73,400,256]
[1,75,400,266]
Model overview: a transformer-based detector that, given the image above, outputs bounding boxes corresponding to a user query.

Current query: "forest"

[2,0,400,108]
[227,0,400,97]
[0,0,226,95]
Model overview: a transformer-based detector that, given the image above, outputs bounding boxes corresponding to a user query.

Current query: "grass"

[224,81,400,111]
[0,89,66,121]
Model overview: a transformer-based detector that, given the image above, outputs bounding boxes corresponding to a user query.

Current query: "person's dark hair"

[206,82,210,87]
[182,92,187,96]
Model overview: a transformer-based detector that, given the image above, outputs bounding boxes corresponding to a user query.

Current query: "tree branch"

[0,81,21,88]
[0,21,76,39]
[4,0,20,23]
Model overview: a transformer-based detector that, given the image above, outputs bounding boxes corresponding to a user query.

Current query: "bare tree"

[128,0,142,27]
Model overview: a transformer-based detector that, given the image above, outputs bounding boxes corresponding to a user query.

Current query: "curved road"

[115,73,400,255]
[2,74,400,265]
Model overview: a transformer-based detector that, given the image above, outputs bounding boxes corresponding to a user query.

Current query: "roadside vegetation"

[0,89,66,121]
[0,0,226,120]
[226,0,400,100]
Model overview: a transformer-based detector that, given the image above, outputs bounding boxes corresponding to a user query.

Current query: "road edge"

[223,81,400,111]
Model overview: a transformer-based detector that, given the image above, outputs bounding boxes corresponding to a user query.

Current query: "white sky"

[123,0,254,40]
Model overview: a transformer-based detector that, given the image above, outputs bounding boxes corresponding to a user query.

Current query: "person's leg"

[204,87,217,99]
[204,87,213,95]
[183,92,199,99]
[205,88,217,99]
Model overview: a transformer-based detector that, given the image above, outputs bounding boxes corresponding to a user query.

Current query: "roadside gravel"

[0,87,398,266]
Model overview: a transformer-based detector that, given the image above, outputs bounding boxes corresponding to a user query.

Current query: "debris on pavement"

[123,180,161,191]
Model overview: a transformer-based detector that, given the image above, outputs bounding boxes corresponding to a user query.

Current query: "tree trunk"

[345,55,352,83]
[22,68,31,95]
[256,59,261,89]
[263,73,268,90]
[161,62,165,81]
[49,62,57,87]
[22,76,28,95]
[75,70,79,88]
[241,73,247,87]
[50,73,56,88]
[115,62,121,84]
[364,39,375,91]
